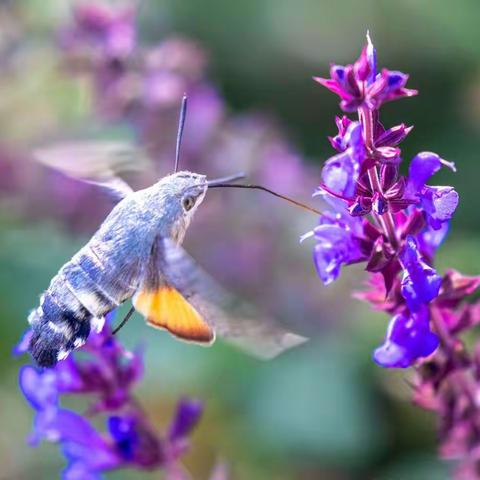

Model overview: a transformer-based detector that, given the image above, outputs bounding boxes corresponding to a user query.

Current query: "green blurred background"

[1,1,480,478]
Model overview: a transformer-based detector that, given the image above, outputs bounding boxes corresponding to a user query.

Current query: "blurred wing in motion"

[34,141,149,201]
[134,237,306,359]
[133,237,216,345]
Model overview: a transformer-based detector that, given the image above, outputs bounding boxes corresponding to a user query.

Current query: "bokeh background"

[1,0,480,478]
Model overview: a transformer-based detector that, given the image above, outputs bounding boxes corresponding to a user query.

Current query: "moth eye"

[182,195,196,211]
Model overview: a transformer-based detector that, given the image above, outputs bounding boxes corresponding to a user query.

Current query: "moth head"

[165,171,208,242]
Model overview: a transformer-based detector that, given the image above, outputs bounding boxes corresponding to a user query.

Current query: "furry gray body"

[28,172,207,366]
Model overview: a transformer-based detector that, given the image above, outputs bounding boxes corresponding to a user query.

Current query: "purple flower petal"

[321,122,365,198]
[373,308,439,368]
[417,222,449,258]
[400,236,442,311]
[313,224,364,284]
[328,115,352,152]
[13,329,33,356]
[422,186,459,230]
[321,151,358,198]
[375,123,412,147]
[19,366,58,411]
[63,462,103,480]
[406,152,455,196]
[365,31,376,85]
[108,416,138,460]
[55,410,110,447]
[169,398,203,442]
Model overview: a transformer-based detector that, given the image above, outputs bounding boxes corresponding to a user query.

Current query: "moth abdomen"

[61,261,118,316]
[27,248,136,367]
[67,245,139,312]
[28,288,92,367]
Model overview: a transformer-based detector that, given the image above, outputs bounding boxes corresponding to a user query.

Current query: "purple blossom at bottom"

[16,314,202,479]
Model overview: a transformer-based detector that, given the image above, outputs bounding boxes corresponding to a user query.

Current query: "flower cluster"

[15,314,202,479]
[306,34,480,477]
[306,34,459,367]
[59,2,220,164]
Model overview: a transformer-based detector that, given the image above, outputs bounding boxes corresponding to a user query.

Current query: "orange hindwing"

[134,286,215,344]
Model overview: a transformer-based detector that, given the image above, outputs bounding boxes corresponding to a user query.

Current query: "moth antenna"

[174,94,188,173]
[208,183,323,216]
[112,306,136,335]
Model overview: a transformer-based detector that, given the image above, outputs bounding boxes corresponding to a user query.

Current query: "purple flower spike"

[400,236,442,311]
[373,308,439,368]
[308,34,480,474]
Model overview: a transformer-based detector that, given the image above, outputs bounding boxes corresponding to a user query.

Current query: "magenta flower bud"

[349,196,372,216]
[365,31,377,85]
[376,124,413,147]
[328,115,353,152]
[354,46,372,83]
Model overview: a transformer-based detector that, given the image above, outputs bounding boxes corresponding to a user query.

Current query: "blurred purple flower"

[169,398,203,443]
[61,3,136,59]
[17,315,202,479]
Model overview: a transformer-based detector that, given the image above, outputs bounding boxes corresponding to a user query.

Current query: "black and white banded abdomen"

[28,244,140,367]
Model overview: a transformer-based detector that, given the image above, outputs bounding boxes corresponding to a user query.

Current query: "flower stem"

[358,106,399,248]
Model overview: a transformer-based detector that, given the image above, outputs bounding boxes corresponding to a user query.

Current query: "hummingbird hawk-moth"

[28,97,314,367]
